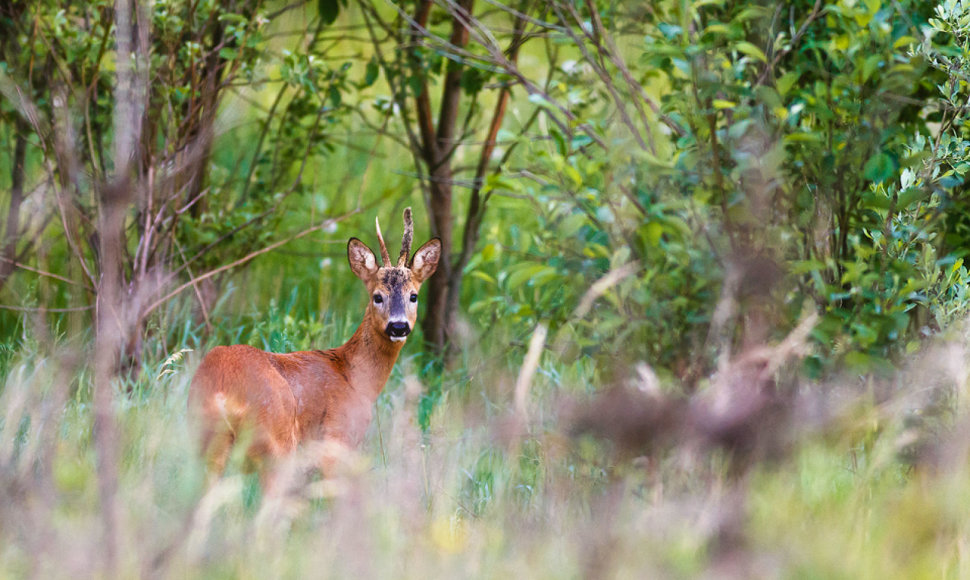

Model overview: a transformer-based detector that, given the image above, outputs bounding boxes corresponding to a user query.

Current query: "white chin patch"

[390,336,407,343]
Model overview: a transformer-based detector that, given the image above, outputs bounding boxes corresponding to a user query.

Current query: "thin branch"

[555,1,649,151]
[514,322,548,421]
[447,0,531,319]
[756,0,822,86]
[0,304,94,312]
[173,238,212,333]
[412,0,439,164]
[0,256,93,290]
[142,206,368,317]
[572,261,641,320]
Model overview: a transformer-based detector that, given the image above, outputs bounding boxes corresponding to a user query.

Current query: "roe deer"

[188,208,440,480]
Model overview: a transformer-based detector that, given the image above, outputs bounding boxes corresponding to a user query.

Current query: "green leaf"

[643,221,663,247]
[755,86,782,109]
[735,6,772,21]
[481,243,498,261]
[843,351,872,371]
[363,57,379,87]
[507,264,556,291]
[318,0,340,25]
[844,351,896,375]
[940,172,964,188]
[789,259,826,274]
[703,24,731,37]
[564,165,582,188]
[735,41,767,63]
[896,186,930,210]
[460,68,487,94]
[636,150,676,169]
[469,271,496,286]
[549,127,566,156]
[532,266,559,287]
[783,132,823,144]
[657,23,683,40]
[861,54,882,82]
[559,214,586,237]
[893,35,917,49]
[776,71,800,96]
[863,153,894,183]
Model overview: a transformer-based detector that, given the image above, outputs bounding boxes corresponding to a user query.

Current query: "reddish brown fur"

[188,211,440,480]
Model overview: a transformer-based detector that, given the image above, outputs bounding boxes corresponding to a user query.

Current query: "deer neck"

[337,316,405,402]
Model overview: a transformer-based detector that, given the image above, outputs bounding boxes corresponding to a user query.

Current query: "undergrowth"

[3,295,970,578]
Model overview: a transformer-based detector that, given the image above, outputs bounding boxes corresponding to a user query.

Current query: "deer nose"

[386,321,410,338]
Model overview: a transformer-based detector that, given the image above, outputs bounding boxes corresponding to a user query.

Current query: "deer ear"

[347,238,379,282]
[410,238,441,283]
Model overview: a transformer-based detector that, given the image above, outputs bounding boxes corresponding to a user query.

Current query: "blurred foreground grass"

[3,299,970,579]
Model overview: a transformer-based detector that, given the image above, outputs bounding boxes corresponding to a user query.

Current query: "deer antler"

[398,207,413,267]
[375,216,391,266]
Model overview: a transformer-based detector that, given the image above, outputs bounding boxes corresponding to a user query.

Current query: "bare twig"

[0,256,92,290]
[143,207,368,317]
[756,0,823,86]
[514,322,548,421]
[447,0,532,325]
[0,304,95,312]
[572,261,641,320]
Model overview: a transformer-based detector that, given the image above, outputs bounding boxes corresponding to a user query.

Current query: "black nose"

[386,321,410,337]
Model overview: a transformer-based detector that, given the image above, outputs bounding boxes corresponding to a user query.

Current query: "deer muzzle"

[386,321,410,341]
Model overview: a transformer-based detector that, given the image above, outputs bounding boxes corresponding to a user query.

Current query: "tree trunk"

[423,166,454,350]
[0,122,28,292]
[419,0,474,356]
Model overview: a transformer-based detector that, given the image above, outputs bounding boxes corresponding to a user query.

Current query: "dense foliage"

[5,0,970,375]
[6,0,970,577]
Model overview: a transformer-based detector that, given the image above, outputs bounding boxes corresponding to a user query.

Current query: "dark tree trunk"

[419,0,474,356]
[423,166,454,350]
[0,122,28,292]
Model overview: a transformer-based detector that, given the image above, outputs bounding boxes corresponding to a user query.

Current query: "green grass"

[3,296,970,578]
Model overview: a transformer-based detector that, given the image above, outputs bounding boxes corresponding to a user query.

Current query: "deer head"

[346,208,441,342]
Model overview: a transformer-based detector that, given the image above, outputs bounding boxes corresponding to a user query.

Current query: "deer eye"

[410,293,418,303]
[373,294,383,305]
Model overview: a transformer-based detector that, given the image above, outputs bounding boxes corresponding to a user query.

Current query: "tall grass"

[3,292,970,578]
